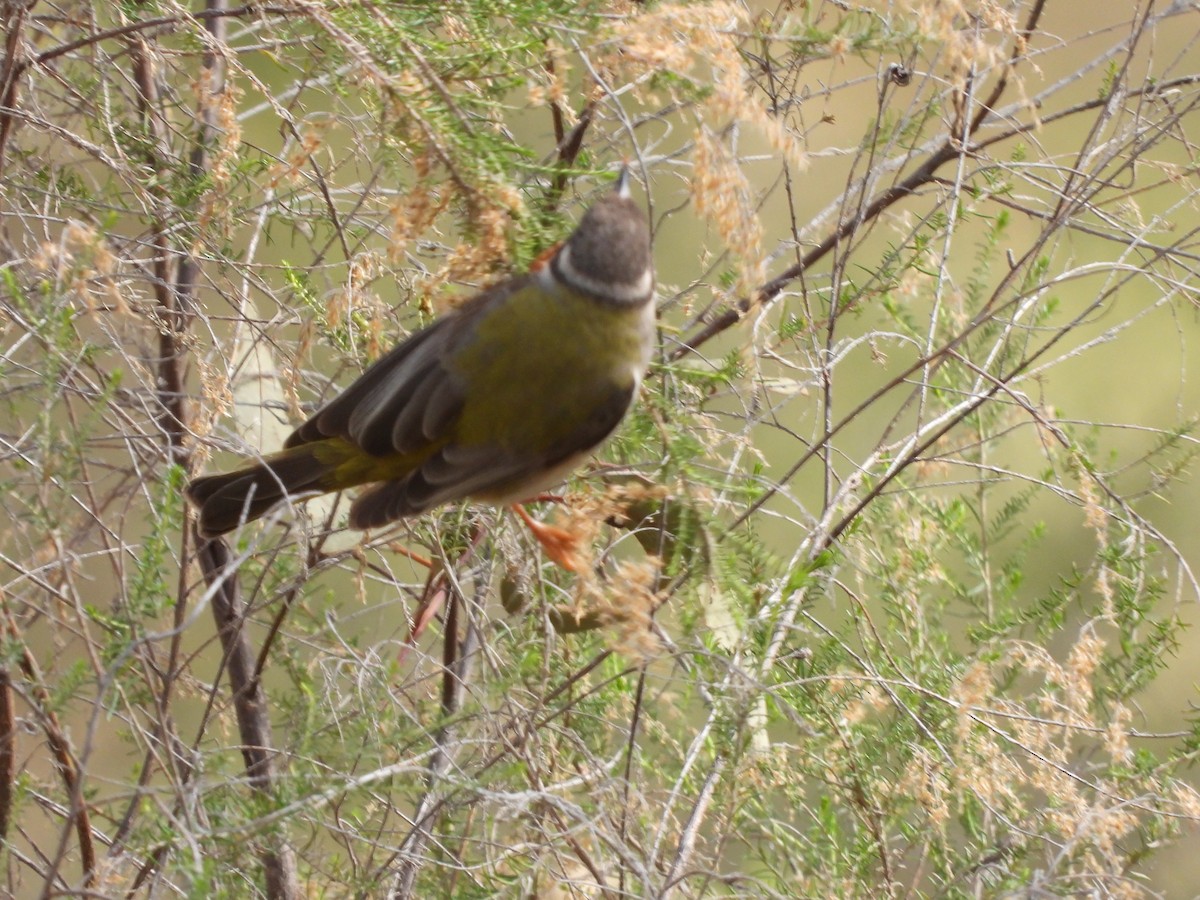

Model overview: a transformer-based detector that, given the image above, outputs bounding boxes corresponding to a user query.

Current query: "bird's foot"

[512,503,579,571]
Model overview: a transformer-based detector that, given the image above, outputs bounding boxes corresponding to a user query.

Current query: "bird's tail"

[186,442,343,538]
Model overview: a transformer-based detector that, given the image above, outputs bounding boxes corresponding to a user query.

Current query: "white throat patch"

[554,243,653,305]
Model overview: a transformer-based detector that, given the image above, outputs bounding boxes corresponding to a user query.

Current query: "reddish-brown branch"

[0,0,36,183]
[549,102,595,202]
[195,536,300,897]
[3,614,96,888]
[184,4,298,884]
[124,0,298,893]
[0,665,13,844]
[28,5,285,70]
[673,0,1050,360]
[672,142,960,359]
[543,41,596,207]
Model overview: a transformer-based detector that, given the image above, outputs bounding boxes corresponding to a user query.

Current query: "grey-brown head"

[551,168,654,306]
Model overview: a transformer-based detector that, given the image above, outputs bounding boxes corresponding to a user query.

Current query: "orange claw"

[512,503,579,571]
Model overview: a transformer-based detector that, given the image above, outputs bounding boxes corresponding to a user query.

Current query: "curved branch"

[672,0,1051,359]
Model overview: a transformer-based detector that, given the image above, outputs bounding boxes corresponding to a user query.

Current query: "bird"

[185,168,655,570]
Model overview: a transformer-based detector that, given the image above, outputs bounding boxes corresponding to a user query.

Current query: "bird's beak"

[614,164,632,199]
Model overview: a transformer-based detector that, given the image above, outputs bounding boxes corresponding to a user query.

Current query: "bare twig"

[0,0,36,182]
[3,613,96,890]
[0,664,13,844]
[197,536,300,898]
[389,563,480,898]
[659,755,725,898]
[673,0,1050,359]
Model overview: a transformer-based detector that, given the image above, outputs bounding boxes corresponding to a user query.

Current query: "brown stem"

[672,0,1049,360]
[390,547,484,897]
[0,665,13,844]
[3,613,96,888]
[0,0,36,184]
[126,0,299,893]
[660,755,726,896]
[672,140,960,359]
[549,103,594,199]
[197,536,300,897]
[29,5,284,71]
[542,41,596,208]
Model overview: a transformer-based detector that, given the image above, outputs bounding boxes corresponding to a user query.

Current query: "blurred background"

[1,0,1199,896]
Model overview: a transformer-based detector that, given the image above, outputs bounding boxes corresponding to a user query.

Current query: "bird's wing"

[284,279,525,456]
[421,377,635,504]
[284,271,636,527]
[347,379,635,528]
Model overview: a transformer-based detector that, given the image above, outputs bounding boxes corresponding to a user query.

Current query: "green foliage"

[1,1,1197,897]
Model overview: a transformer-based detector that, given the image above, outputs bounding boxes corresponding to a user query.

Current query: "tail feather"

[347,480,428,530]
[186,444,338,538]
